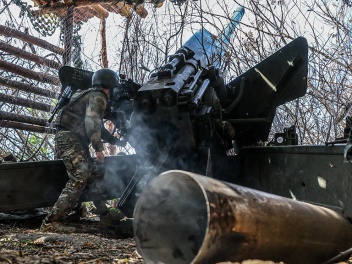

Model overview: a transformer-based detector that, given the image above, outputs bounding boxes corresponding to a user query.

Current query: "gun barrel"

[218,6,245,50]
[133,170,352,264]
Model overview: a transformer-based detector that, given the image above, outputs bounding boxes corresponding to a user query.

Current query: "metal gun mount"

[117,36,309,217]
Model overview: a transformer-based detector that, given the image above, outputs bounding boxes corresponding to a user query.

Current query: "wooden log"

[109,4,124,15]
[0,110,48,127]
[32,0,123,16]
[90,5,109,19]
[100,18,108,68]
[0,25,64,55]
[0,93,52,112]
[0,40,62,69]
[62,5,74,66]
[84,6,106,19]
[109,2,132,17]
[0,77,59,98]
[0,120,54,134]
[101,3,116,12]
[0,59,60,86]
[74,7,91,23]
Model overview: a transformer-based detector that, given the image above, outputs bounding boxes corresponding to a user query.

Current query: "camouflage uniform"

[44,88,109,223]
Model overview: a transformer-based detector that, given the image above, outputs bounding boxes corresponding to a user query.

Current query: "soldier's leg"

[86,159,126,226]
[86,159,109,215]
[44,131,90,223]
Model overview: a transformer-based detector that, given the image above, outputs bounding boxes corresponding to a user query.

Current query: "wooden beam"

[62,5,75,66]
[32,0,123,16]
[0,77,59,98]
[0,110,48,127]
[0,40,62,69]
[89,5,109,19]
[74,7,92,23]
[0,93,52,112]
[0,25,64,55]
[0,59,60,86]
[0,120,54,134]
[100,18,108,68]
[110,2,132,17]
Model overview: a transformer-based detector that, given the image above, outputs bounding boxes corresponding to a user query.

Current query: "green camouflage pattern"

[45,130,108,222]
[45,88,109,223]
[56,88,108,152]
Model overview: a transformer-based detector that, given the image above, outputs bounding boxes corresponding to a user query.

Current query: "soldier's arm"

[85,92,107,152]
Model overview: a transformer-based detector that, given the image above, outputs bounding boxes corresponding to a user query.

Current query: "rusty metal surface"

[133,170,352,264]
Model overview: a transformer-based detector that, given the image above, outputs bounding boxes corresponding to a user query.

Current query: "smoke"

[97,154,137,200]
[127,107,205,175]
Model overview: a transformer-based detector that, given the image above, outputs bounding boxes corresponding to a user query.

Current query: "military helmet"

[92,68,120,91]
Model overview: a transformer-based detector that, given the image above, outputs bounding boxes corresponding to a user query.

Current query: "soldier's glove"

[344,143,352,163]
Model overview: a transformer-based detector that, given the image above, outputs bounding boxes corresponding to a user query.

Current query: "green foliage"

[29,135,40,145]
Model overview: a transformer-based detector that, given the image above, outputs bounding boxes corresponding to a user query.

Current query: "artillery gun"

[1,7,352,264]
[117,26,309,217]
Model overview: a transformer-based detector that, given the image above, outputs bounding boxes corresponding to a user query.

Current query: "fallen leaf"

[33,236,46,245]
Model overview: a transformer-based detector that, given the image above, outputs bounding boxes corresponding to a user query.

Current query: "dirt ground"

[0,210,351,264]
[0,211,143,264]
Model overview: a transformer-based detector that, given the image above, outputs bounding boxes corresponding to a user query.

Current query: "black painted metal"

[239,145,352,218]
[2,145,352,221]
[0,159,67,212]
[224,37,308,147]
[0,155,137,212]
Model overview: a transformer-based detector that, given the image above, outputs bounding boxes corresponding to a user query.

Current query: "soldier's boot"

[65,204,85,221]
[40,220,77,233]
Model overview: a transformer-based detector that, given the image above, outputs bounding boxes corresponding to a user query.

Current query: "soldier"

[40,69,125,232]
